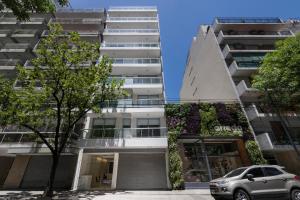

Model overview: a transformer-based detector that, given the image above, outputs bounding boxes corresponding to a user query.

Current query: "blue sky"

[70,0,300,100]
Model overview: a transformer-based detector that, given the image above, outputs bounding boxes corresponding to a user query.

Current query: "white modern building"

[180,17,300,174]
[72,6,168,190]
[0,6,169,190]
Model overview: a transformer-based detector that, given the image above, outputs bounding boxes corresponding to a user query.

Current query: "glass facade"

[180,141,244,183]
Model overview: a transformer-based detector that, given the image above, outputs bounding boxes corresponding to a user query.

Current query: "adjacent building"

[0,6,169,190]
[181,17,300,174]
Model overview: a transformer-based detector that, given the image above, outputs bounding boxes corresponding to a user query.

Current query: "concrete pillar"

[3,155,31,189]
[111,153,119,190]
[236,139,251,166]
[165,151,171,189]
[71,149,84,191]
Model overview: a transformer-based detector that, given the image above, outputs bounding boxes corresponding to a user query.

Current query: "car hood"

[210,176,238,184]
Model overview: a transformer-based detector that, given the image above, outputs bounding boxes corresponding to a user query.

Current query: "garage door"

[117,153,167,190]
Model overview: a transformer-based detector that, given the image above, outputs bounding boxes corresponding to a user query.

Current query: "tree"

[0,0,69,20]
[8,23,123,198]
[252,33,300,159]
[0,75,14,130]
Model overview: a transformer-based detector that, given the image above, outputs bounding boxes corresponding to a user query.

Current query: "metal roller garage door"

[117,153,167,190]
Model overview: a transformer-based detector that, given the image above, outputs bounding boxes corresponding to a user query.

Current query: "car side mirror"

[246,174,254,181]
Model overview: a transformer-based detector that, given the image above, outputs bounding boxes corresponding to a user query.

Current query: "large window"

[92,118,116,138]
[137,118,160,137]
[181,141,244,182]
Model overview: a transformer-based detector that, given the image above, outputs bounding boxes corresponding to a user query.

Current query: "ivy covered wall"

[165,103,266,189]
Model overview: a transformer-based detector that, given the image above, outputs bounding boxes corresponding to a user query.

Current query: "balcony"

[50,18,104,32]
[10,29,39,43]
[111,58,161,75]
[41,30,100,42]
[217,30,294,44]
[0,59,20,70]
[108,7,157,12]
[0,43,33,60]
[245,104,300,123]
[236,80,262,101]
[229,60,259,77]
[77,127,167,149]
[256,132,300,151]
[212,17,285,32]
[101,43,160,57]
[106,17,158,22]
[95,99,165,116]
[222,44,275,59]
[52,18,103,25]
[104,29,159,35]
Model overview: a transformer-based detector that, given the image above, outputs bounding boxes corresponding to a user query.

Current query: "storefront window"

[181,141,243,182]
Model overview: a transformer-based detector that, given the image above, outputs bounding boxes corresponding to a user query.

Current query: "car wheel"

[291,189,300,200]
[234,189,251,200]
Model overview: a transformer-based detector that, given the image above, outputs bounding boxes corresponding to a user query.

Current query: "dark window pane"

[245,168,264,178]
[263,167,283,176]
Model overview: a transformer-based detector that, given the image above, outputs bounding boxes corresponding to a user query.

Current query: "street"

[0,190,214,200]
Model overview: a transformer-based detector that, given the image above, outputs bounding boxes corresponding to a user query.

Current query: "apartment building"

[73,6,168,190]
[180,17,300,174]
[0,6,168,190]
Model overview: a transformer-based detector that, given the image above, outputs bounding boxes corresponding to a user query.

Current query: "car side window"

[263,167,283,176]
[244,167,264,178]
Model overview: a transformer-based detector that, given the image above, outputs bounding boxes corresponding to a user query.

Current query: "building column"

[111,153,119,190]
[165,151,171,189]
[236,139,251,166]
[3,155,31,189]
[71,149,84,191]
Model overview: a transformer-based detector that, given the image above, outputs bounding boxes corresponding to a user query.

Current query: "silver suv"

[209,165,300,200]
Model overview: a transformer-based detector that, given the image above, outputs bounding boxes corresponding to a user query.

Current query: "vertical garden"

[165,103,266,189]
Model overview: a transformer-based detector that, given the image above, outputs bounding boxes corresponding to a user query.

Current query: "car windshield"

[224,167,247,178]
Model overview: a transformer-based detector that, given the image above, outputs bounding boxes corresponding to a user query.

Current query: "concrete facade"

[180,17,300,174]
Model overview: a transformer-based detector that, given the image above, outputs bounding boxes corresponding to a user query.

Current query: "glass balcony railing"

[1,43,31,50]
[12,29,38,35]
[0,30,11,35]
[100,99,164,108]
[111,77,162,85]
[236,61,260,68]
[109,7,157,11]
[107,17,157,21]
[101,43,159,48]
[111,58,160,64]
[222,30,293,36]
[53,18,102,24]
[82,127,167,139]
[228,44,275,50]
[0,59,20,66]
[104,29,159,33]
[216,17,282,24]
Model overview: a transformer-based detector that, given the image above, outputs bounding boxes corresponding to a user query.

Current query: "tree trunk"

[43,153,59,198]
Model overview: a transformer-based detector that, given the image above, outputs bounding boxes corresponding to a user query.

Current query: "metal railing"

[111,58,160,64]
[82,127,167,139]
[0,30,11,35]
[101,43,159,48]
[57,8,105,13]
[227,44,275,51]
[110,77,162,85]
[104,29,159,33]
[107,17,157,21]
[0,132,55,144]
[216,17,282,24]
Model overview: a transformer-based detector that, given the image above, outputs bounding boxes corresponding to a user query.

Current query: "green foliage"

[252,34,300,112]
[245,140,267,165]
[199,103,243,137]
[200,103,220,136]
[168,132,185,190]
[8,23,124,153]
[0,75,14,129]
[0,0,68,21]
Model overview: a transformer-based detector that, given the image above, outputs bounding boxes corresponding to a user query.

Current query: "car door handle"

[282,178,287,181]
[263,180,268,183]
